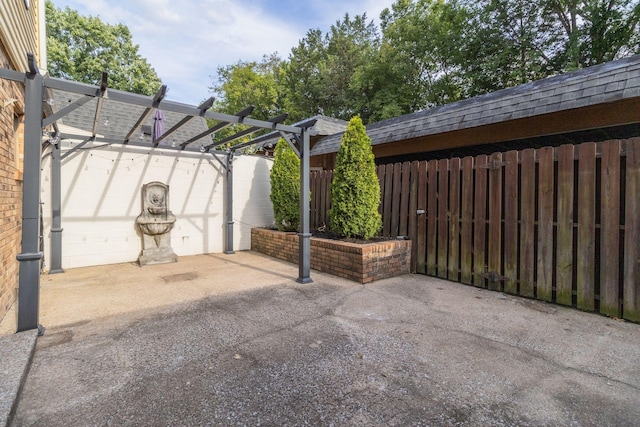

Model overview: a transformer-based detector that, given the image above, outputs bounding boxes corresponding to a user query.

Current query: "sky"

[50,0,395,105]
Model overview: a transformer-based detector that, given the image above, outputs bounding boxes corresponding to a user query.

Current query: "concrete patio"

[2,251,640,426]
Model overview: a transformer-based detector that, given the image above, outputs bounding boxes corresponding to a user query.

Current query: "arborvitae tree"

[270,138,300,231]
[329,116,381,239]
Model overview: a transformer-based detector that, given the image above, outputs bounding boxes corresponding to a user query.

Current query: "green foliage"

[328,116,381,239]
[45,1,162,95]
[460,0,562,96]
[270,13,379,123]
[357,0,469,121]
[270,138,300,232]
[209,53,285,146]
[210,0,639,125]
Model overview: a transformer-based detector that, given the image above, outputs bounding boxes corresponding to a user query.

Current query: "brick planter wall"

[251,228,411,284]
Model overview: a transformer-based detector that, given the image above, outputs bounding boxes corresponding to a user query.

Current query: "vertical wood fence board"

[324,171,333,225]
[503,151,519,294]
[426,160,438,276]
[624,138,640,322]
[437,159,450,279]
[399,162,411,237]
[488,152,503,291]
[408,161,420,272]
[473,155,488,287]
[319,171,327,228]
[310,172,318,230]
[448,158,461,281]
[390,163,402,237]
[460,157,474,285]
[383,164,394,236]
[520,149,536,297]
[377,165,385,217]
[537,147,554,302]
[577,143,596,311]
[600,140,621,317]
[417,162,428,274]
[556,144,575,306]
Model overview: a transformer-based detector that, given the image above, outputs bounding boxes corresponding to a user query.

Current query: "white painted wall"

[41,143,275,269]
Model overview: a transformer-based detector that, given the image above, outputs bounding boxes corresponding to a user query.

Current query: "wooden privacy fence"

[310,138,640,322]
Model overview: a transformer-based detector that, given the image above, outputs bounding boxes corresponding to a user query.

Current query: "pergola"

[0,54,316,332]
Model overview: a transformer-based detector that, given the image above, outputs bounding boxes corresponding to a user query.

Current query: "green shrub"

[270,138,300,231]
[329,116,382,239]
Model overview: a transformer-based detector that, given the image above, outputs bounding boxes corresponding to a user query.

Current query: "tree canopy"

[211,0,639,125]
[45,0,162,96]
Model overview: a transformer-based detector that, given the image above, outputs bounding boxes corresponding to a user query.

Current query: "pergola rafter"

[124,84,167,142]
[186,105,255,149]
[153,96,215,147]
[206,113,288,152]
[0,55,313,332]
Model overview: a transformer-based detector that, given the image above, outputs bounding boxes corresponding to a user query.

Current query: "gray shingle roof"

[256,115,348,149]
[311,55,640,156]
[53,91,210,147]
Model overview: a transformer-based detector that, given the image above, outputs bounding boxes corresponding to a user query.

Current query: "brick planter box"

[251,228,411,284]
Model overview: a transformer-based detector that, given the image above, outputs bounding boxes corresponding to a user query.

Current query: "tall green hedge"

[329,116,381,239]
[270,138,300,231]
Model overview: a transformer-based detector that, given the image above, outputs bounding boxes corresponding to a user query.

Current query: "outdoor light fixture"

[171,141,177,148]
[199,146,206,153]
[104,117,110,126]
[45,98,55,106]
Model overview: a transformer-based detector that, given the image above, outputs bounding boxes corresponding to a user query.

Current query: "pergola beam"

[43,77,302,134]
[213,113,288,152]
[124,85,167,142]
[184,105,254,149]
[91,72,108,137]
[154,96,215,147]
[43,95,93,128]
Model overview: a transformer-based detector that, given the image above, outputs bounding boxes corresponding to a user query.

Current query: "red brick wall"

[0,42,24,323]
[251,228,411,284]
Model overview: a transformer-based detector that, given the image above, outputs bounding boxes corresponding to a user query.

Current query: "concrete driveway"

[6,252,640,426]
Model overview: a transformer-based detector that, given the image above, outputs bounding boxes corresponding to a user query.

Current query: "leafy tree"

[459,0,640,95]
[356,0,470,121]
[45,0,162,95]
[211,53,284,121]
[328,116,381,239]
[543,0,640,69]
[280,13,379,123]
[270,138,300,232]
[460,0,562,96]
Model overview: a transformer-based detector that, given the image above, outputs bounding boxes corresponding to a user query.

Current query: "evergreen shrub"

[270,138,300,231]
[328,116,382,239]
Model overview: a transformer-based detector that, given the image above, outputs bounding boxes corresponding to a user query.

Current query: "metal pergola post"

[224,151,235,254]
[17,57,43,332]
[297,128,312,283]
[49,139,63,274]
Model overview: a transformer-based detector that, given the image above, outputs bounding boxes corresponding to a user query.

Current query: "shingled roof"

[53,90,211,148]
[311,54,640,156]
[253,115,348,150]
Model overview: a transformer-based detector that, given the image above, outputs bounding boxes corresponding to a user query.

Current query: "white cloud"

[51,0,394,104]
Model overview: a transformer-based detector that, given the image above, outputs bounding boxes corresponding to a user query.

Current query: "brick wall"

[0,43,24,323]
[251,228,411,284]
